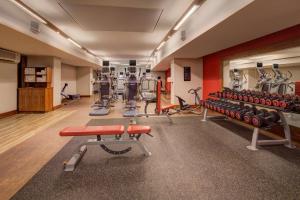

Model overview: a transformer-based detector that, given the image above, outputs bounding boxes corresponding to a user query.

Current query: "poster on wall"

[184,66,191,81]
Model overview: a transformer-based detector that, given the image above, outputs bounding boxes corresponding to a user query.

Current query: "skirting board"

[0,110,17,119]
[53,104,62,110]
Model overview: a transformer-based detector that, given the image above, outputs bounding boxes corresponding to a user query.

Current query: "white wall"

[171,58,203,104]
[77,67,93,96]
[0,62,17,113]
[61,64,77,94]
[52,58,61,106]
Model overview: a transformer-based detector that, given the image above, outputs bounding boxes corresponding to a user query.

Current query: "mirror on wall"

[223,46,300,95]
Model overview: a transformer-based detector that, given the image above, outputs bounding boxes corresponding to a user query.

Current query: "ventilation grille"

[0,49,20,63]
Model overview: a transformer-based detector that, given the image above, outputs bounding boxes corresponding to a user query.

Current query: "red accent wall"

[165,68,171,94]
[203,24,300,99]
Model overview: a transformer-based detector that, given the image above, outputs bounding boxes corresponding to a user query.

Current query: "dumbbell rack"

[202,95,296,151]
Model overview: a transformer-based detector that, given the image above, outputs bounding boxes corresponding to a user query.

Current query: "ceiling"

[154,0,300,70]
[0,23,99,67]
[21,0,194,64]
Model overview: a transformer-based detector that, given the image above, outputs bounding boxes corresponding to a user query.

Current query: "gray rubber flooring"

[11,116,300,200]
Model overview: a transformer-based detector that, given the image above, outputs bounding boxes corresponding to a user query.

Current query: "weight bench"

[60,125,152,172]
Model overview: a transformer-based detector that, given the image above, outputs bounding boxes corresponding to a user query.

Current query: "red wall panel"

[203,24,300,99]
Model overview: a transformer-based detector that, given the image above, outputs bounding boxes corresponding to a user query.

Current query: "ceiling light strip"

[67,38,82,49]
[157,41,166,50]
[173,4,200,31]
[8,0,47,24]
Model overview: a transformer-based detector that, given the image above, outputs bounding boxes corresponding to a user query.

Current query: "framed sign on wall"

[184,66,191,81]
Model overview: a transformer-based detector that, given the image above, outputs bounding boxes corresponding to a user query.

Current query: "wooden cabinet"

[18,88,53,112]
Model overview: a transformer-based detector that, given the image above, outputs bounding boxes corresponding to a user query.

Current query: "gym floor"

[0,97,299,200]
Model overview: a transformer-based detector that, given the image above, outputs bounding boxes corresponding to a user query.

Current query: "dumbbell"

[279,95,300,109]
[235,107,252,121]
[233,92,239,100]
[224,104,239,116]
[252,111,280,128]
[229,105,250,119]
[243,109,267,125]
[220,103,234,114]
[266,94,283,106]
[213,101,226,111]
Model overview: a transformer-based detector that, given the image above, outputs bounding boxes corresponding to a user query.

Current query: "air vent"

[0,49,20,63]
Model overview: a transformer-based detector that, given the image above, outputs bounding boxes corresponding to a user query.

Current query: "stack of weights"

[204,99,281,128]
[210,89,300,112]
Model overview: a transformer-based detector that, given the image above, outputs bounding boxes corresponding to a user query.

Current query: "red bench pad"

[60,125,125,136]
[127,125,151,134]
[161,104,176,111]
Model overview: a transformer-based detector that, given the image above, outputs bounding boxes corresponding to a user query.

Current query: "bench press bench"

[60,125,152,171]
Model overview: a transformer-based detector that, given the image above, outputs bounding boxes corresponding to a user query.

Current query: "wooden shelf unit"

[24,67,52,88]
[18,66,53,112]
[18,87,53,112]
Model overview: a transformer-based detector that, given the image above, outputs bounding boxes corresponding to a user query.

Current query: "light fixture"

[8,0,47,24]
[173,4,200,31]
[67,38,82,49]
[157,41,166,50]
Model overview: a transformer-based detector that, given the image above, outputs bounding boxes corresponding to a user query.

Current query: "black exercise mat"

[11,116,300,200]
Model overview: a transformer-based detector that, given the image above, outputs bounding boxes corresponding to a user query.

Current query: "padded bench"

[60,125,152,172]
[60,125,125,136]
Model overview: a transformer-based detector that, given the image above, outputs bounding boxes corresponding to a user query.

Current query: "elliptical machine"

[230,68,247,91]
[109,67,118,102]
[255,62,272,92]
[271,64,294,95]
[89,66,112,116]
[123,66,139,117]
[139,69,158,115]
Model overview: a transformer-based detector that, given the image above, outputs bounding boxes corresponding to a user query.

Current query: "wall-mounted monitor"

[129,60,136,66]
[103,61,109,66]
[257,62,263,68]
[273,64,279,69]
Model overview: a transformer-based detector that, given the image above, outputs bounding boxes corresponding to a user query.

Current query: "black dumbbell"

[252,111,280,127]
[230,105,250,119]
[235,107,252,120]
[224,104,239,116]
[243,109,267,125]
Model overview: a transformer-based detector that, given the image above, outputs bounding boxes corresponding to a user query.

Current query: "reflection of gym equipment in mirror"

[229,69,247,91]
[255,62,273,92]
[271,64,294,95]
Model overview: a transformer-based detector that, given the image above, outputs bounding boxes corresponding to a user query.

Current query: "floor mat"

[11,116,300,200]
